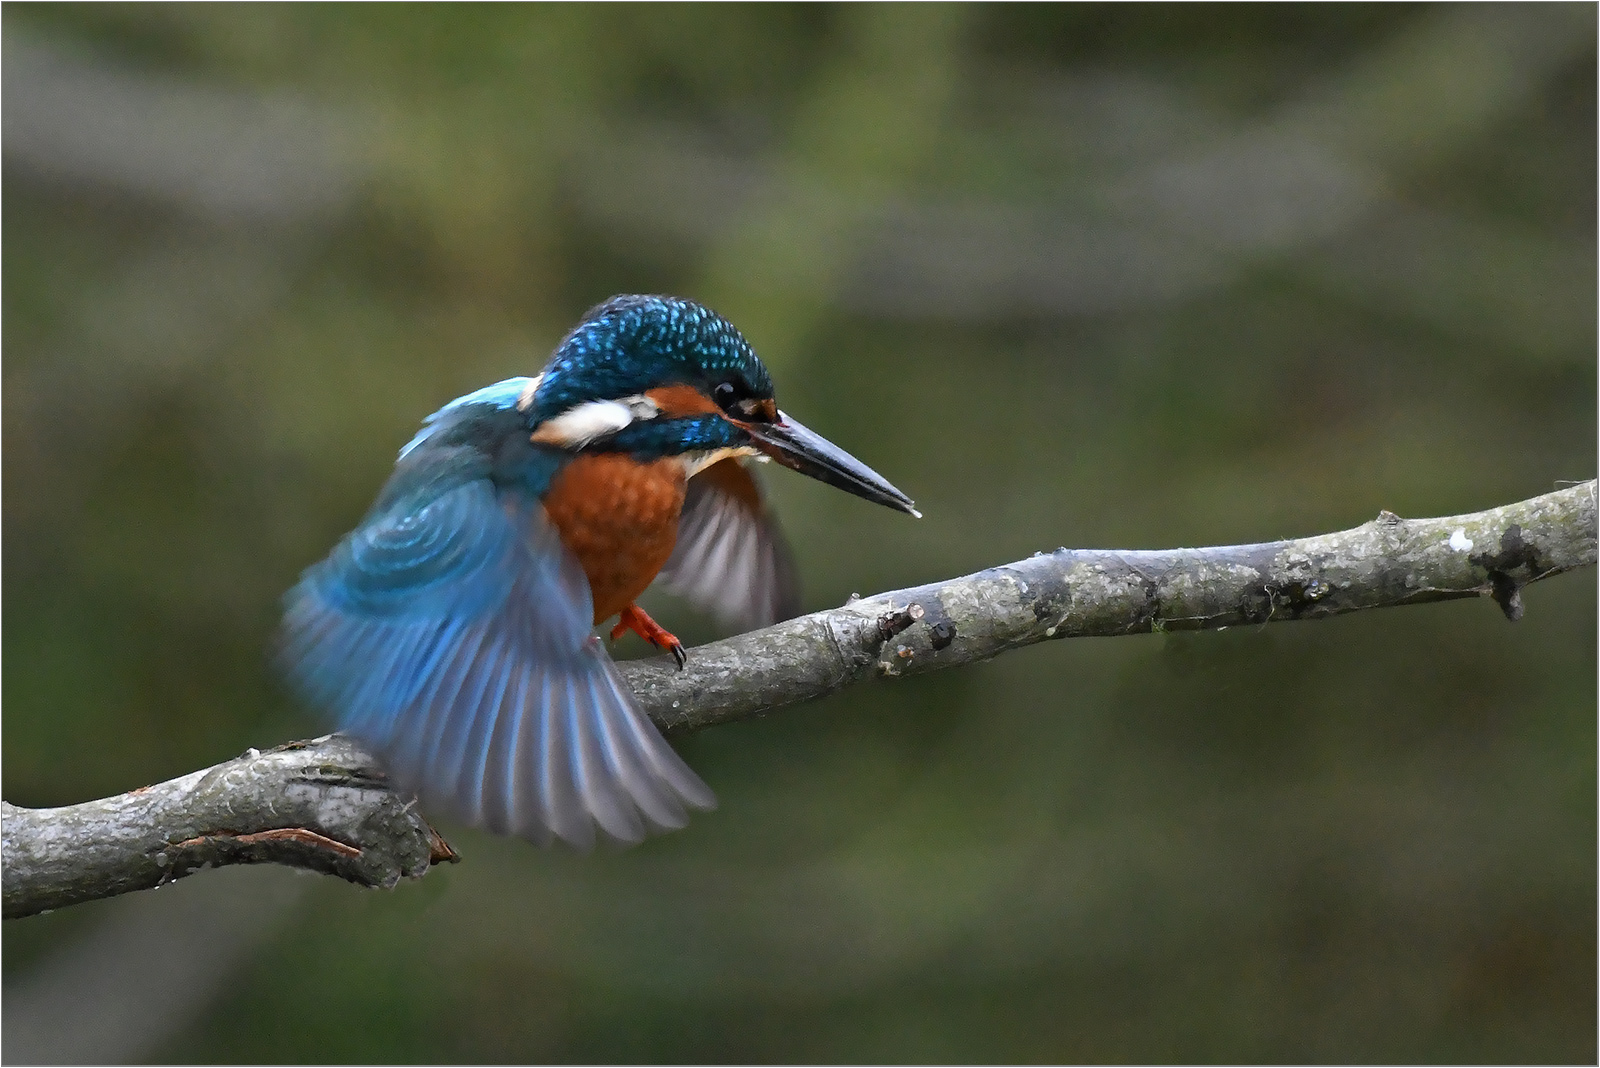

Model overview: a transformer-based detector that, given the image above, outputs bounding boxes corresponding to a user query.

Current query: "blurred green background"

[3,3,1595,1063]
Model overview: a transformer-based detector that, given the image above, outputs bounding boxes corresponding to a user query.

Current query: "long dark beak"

[745,411,920,517]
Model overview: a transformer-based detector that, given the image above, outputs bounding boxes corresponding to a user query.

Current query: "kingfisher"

[282,295,917,849]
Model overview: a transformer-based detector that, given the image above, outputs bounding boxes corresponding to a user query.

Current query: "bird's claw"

[612,603,687,671]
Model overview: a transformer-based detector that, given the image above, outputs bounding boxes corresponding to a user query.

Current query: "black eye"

[712,380,775,422]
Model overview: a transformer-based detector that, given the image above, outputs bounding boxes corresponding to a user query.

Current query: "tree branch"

[634,480,1598,733]
[5,481,1593,919]
[2,737,458,919]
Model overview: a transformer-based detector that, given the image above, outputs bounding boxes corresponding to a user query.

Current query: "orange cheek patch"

[645,384,720,417]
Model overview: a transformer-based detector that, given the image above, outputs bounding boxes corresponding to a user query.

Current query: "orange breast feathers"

[541,454,688,624]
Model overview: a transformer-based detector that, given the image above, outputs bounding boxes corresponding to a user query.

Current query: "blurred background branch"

[7,481,1591,923]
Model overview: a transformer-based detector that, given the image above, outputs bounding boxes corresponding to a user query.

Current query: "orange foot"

[610,603,687,670]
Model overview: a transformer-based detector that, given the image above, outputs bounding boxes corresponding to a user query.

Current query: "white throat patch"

[681,445,762,478]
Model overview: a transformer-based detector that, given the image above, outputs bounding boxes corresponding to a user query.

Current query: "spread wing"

[281,448,713,849]
[656,458,801,631]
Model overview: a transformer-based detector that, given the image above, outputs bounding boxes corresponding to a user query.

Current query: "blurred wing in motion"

[281,449,713,849]
[657,458,801,631]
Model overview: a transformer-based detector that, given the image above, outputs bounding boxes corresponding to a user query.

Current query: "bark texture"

[5,481,1593,919]
[635,481,1598,733]
[2,736,457,919]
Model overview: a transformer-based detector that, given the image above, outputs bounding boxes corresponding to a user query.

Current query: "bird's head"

[527,295,918,516]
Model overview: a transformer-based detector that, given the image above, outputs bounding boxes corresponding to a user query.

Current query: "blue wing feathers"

[446,638,509,820]
[317,480,515,620]
[479,666,527,838]
[590,680,659,829]
[534,668,571,845]
[281,426,713,849]
[399,377,535,460]
[452,645,505,826]
[417,622,492,788]
[392,622,473,782]
[567,681,605,845]
[578,674,646,844]
[592,678,688,831]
